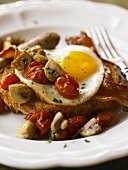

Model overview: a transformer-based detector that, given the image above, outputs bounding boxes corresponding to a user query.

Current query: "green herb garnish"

[63,143,68,148]
[85,139,90,143]
[81,83,86,89]
[48,130,54,143]
[53,98,62,103]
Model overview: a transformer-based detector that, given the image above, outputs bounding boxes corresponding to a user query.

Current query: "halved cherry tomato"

[55,75,79,99]
[54,129,69,141]
[36,119,52,136]
[1,73,20,90]
[0,98,5,113]
[95,111,113,127]
[26,110,52,135]
[25,61,49,84]
[26,110,52,122]
[67,115,88,135]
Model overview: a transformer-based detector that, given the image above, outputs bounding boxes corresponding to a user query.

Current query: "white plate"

[0,0,128,169]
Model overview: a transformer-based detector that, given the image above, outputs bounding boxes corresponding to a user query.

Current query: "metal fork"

[88,26,128,75]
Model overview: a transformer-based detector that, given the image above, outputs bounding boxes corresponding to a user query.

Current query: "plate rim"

[0,0,128,169]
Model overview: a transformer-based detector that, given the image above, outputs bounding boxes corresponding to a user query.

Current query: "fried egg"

[15,45,104,106]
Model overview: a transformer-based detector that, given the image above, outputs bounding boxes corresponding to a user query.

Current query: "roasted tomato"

[67,115,88,135]
[95,111,113,127]
[26,110,52,136]
[55,75,79,99]
[1,73,20,90]
[25,61,49,84]
[54,129,69,141]
[0,98,5,113]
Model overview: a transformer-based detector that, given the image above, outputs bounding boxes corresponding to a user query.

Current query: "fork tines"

[88,26,127,73]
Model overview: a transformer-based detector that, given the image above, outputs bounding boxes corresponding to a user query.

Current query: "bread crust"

[0,85,121,118]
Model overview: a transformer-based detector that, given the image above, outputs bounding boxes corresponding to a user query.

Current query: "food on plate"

[0,31,128,141]
[18,32,60,51]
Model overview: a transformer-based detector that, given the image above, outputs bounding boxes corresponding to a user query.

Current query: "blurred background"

[0,0,128,9]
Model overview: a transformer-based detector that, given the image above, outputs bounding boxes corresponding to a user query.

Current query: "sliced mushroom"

[9,83,32,104]
[60,119,68,130]
[16,120,37,139]
[28,45,48,64]
[80,118,101,137]
[44,59,65,82]
[51,112,63,133]
[11,50,32,70]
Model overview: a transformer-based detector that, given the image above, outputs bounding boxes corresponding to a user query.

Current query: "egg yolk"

[56,51,98,81]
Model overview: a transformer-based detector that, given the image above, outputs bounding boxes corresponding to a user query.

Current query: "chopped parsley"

[25,47,29,50]
[46,67,55,75]
[53,98,62,103]
[81,83,86,89]
[63,143,68,148]
[48,130,54,143]
[85,139,90,143]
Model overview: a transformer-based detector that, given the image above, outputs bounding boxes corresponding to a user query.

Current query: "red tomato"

[67,115,88,135]
[26,110,52,122]
[54,129,69,141]
[1,73,20,90]
[26,110,52,135]
[36,119,52,136]
[0,98,5,113]
[55,75,79,99]
[25,61,49,84]
[95,111,113,127]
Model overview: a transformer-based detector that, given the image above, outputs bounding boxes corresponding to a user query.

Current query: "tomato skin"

[95,111,113,127]
[67,115,88,135]
[26,110,52,122]
[25,61,49,84]
[55,75,79,99]
[26,110,52,135]
[36,119,52,136]
[1,73,20,90]
[0,98,5,113]
[54,129,69,141]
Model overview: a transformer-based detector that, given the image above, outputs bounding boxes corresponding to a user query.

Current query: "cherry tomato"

[54,129,69,141]
[95,111,113,127]
[1,73,20,90]
[36,119,52,135]
[26,110,52,135]
[25,61,42,70]
[25,61,49,84]
[0,98,5,113]
[26,110,52,122]
[55,75,79,99]
[67,115,88,135]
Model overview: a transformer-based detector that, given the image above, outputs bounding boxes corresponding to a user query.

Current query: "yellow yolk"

[56,51,98,81]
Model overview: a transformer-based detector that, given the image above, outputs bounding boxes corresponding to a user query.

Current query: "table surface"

[0,0,128,170]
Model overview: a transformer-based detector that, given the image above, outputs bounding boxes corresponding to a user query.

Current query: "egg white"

[15,45,104,106]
